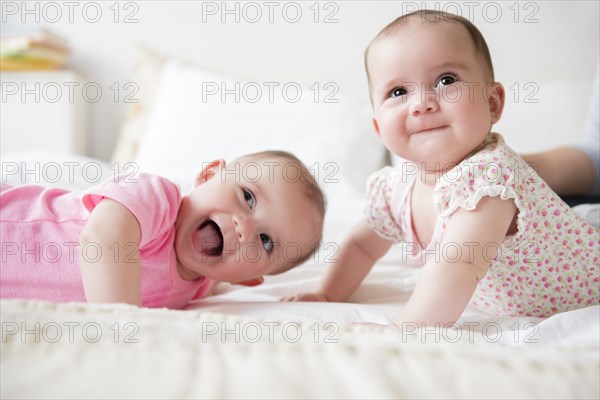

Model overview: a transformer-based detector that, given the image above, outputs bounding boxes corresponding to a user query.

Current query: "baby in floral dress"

[284,10,599,325]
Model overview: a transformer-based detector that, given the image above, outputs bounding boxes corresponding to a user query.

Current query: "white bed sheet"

[191,261,600,348]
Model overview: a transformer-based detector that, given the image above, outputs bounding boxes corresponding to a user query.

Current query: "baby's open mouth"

[192,219,224,256]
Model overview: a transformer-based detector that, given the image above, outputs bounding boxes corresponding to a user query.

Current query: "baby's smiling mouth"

[192,219,224,256]
[412,125,447,135]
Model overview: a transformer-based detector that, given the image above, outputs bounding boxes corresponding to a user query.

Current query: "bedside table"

[0,70,88,156]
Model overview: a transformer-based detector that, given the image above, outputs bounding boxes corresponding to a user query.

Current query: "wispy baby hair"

[364,10,495,98]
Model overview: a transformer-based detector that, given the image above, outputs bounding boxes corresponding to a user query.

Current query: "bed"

[2,3,600,398]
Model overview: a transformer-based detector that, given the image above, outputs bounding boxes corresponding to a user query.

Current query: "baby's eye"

[436,74,458,88]
[389,87,407,98]
[243,188,255,209]
[260,234,273,253]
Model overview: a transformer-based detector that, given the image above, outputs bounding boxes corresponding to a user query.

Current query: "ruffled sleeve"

[364,166,405,242]
[433,134,533,237]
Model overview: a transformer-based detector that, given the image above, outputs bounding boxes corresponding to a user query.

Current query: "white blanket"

[2,263,599,399]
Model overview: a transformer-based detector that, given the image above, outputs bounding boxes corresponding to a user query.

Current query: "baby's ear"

[195,159,226,187]
[237,277,264,287]
[372,118,381,137]
[487,82,505,124]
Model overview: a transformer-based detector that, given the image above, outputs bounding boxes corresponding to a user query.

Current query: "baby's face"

[368,19,503,171]
[174,157,319,284]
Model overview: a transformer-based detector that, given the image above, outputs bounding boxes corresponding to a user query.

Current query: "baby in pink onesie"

[1,150,325,309]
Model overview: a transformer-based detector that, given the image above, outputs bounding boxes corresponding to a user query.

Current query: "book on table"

[1,29,70,71]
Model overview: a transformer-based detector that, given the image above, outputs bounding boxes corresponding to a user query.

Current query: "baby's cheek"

[442,84,462,100]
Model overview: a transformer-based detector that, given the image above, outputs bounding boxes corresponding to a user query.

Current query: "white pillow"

[134,60,386,219]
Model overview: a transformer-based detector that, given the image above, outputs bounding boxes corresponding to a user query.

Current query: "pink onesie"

[0,174,212,309]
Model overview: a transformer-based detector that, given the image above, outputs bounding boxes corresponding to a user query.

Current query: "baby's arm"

[79,198,142,306]
[395,196,517,327]
[282,220,393,302]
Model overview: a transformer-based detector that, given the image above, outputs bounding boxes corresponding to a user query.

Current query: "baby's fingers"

[280,295,299,302]
[280,293,322,302]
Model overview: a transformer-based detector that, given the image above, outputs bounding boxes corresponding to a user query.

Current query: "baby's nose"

[410,92,439,116]
[232,215,255,243]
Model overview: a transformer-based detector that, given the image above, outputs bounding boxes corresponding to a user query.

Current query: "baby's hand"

[280,292,329,302]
